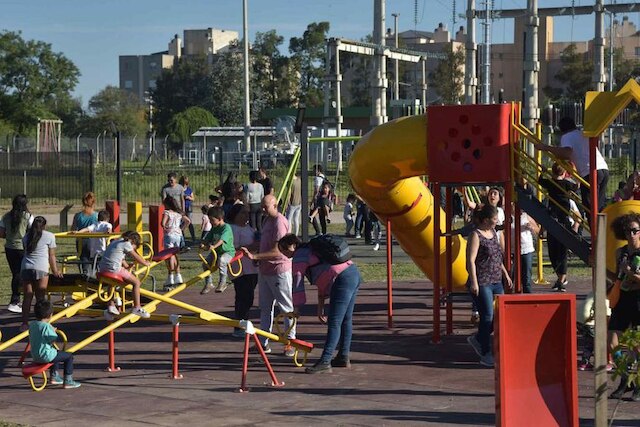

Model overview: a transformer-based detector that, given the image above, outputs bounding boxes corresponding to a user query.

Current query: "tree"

[553,44,594,102]
[83,86,147,137]
[431,46,465,104]
[289,22,330,107]
[0,31,80,135]
[345,35,373,107]
[611,48,640,91]
[167,106,218,143]
[151,56,214,134]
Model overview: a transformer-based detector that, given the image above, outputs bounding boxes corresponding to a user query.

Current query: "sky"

[2,0,638,105]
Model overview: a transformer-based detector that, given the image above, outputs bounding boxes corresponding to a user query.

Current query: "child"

[343,194,357,237]
[75,210,112,264]
[369,211,382,251]
[29,300,81,388]
[98,231,151,318]
[613,181,627,203]
[179,176,197,242]
[200,206,235,295]
[20,216,62,331]
[162,196,191,290]
[201,204,213,240]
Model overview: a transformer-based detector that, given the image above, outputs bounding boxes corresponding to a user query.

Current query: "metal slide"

[349,115,468,289]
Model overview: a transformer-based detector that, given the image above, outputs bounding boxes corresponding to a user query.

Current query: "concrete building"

[119,28,239,101]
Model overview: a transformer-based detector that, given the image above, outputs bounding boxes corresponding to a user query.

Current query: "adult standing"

[466,204,513,367]
[313,164,326,195]
[219,172,238,216]
[258,167,274,196]
[241,194,295,356]
[72,192,98,275]
[0,194,34,312]
[246,170,265,232]
[608,213,640,400]
[160,172,185,211]
[278,233,362,374]
[536,117,609,213]
[286,172,302,236]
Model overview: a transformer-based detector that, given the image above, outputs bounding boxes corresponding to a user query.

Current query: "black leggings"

[233,274,258,321]
[50,351,74,377]
[547,233,568,276]
[5,247,24,304]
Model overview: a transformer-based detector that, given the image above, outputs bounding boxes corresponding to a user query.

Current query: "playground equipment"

[1,203,314,391]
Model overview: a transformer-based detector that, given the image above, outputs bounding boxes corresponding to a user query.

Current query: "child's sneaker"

[107,305,120,316]
[467,334,483,357]
[479,353,495,368]
[63,376,81,389]
[355,234,361,239]
[174,273,184,284]
[283,345,296,357]
[131,306,150,318]
[214,282,228,293]
[49,372,63,385]
[373,243,380,251]
[578,360,594,371]
[201,278,214,295]
[7,302,21,313]
[165,274,175,287]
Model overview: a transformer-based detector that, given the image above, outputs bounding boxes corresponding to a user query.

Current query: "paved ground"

[1,268,639,426]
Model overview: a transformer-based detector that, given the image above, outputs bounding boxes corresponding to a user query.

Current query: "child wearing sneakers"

[29,300,80,388]
[162,196,191,290]
[200,206,235,295]
[343,194,356,237]
[99,231,151,318]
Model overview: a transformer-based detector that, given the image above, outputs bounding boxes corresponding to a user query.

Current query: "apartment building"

[119,28,239,101]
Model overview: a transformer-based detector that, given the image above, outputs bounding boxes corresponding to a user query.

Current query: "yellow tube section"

[602,200,640,274]
[349,115,468,289]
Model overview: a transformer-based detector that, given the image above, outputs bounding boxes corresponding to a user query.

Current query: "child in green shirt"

[200,206,235,295]
[29,300,80,388]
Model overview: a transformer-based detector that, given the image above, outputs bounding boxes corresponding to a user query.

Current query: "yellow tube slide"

[349,115,468,289]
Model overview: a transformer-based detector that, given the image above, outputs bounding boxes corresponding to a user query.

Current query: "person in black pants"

[539,162,579,292]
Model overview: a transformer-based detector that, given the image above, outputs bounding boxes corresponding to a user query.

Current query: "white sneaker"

[7,303,21,313]
[107,305,120,316]
[174,273,184,284]
[373,243,380,251]
[165,274,175,287]
[355,234,361,239]
[114,295,122,307]
[131,307,150,318]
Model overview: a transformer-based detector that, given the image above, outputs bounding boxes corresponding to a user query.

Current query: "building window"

[636,47,640,57]
[148,80,157,89]
[124,80,133,89]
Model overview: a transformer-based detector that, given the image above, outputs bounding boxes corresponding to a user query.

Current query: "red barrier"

[149,205,165,253]
[106,200,120,232]
[171,323,183,379]
[106,326,121,372]
[495,294,578,427]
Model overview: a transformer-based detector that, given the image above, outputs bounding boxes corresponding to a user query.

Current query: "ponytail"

[25,216,46,254]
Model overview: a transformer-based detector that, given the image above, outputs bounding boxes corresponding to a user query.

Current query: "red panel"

[149,205,164,254]
[105,200,120,232]
[427,104,511,183]
[495,294,578,427]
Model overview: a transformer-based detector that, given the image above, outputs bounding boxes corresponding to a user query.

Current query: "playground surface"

[1,273,639,426]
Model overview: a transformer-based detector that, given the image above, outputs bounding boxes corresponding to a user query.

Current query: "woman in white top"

[20,216,62,330]
[162,196,190,289]
[227,204,259,338]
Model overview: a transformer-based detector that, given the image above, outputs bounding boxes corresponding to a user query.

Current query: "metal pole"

[243,0,252,155]
[301,124,309,241]
[523,0,539,131]
[480,0,492,104]
[594,214,608,426]
[465,0,478,104]
[371,0,387,128]
[116,131,122,205]
[607,10,615,155]
[335,44,344,172]
[386,219,393,328]
[392,13,400,101]
[593,0,606,91]
[432,183,441,344]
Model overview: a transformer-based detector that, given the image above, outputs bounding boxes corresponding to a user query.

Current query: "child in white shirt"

[343,194,357,236]
[76,210,113,260]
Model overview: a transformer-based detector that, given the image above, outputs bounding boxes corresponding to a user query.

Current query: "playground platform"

[0,273,638,426]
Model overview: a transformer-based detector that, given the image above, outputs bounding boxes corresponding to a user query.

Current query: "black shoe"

[551,281,561,292]
[305,361,332,374]
[559,280,567,292]
[610,378,633,399]
[331,355,351,368]
[631,386,640,402]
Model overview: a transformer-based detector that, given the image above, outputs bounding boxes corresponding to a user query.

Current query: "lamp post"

[392,13,400,101]
[242,0,251,154]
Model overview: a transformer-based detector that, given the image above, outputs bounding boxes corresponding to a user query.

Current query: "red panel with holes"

[426,104,511,183]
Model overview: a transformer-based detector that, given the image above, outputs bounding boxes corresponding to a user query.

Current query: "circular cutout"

[473,149,481,159]
[451,152,461,162]
[463,162,473,172]
[483,136,493,147]
[471,125,482,135]
[462,139,472,149]
[448,128,458,138]
[459,115,469,124]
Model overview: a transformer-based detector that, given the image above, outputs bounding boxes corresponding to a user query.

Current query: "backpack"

[308,234,352,265]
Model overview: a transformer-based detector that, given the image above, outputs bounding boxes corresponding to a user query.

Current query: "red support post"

[514,203,522,293]
[252,334,284,387]
[106,327,121,372]
[503,183,512,292]
[239,333,251,392]
[149,205,165,253]
[171,322,183,379]
[432,183,441,344]
[445,186,453,335]
[386,219,393,328]
[105,200,120,232]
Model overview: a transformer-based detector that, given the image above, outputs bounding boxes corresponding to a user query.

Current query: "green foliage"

[210,47,250,126]
[553,44,594,102]
[611,327,640,390]
[0,31,80,135]
[431,45,465,104]
[611,48,640,91]
[252,30,298,109]
[167,106,218,143]
[289,22,330,107]
[83,86,146,137]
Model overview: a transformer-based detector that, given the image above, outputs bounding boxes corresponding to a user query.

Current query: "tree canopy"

[431,46,465,105]
[289,22,330,107]
[83,85,147,137]
[167,106,218,143]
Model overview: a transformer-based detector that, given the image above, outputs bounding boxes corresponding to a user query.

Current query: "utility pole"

[465,0,478,104]
[607,6,615,156]
[392,13,400,101]
[371,0,388,128]
[243,0,252,158]
[480,0,492,104]
[594,0,606,91]
[523,0,540,131]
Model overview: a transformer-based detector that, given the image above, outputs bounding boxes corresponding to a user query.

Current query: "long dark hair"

[163,196,182,214]
[9,194,29,229]
[25,216,47,254]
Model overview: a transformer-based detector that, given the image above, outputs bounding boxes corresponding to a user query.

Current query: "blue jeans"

[521,252,533,293]
[476,282,504,355]
[319,264,362,364]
